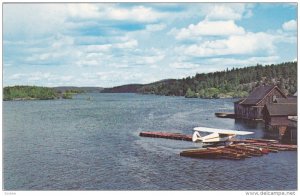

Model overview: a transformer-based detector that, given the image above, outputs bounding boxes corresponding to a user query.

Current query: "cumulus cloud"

[106,5,166,22]
[67,4,101,19]
[76,60,101,67]
[167,56,282,74]
[169,62,199,69]
[145,23,166,31]
[176,32,276,57]
[9,72,52,82]
[174,20,245,40]
[135,54,165,66]
[282,20,297,31]
[66,4,166,22]
[4,4,168,41]
[3,4,66,40]
[198,4,253,21]
[3,3,297,87]
[84,44,112,53]
[205,56,281,67]
[114,39,138,49]
[8,71,76,85]
[20,33,139,69]
[10,73,26,80]
[205,4,246,21]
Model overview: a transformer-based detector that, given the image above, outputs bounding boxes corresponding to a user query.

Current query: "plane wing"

[193,127,254,135]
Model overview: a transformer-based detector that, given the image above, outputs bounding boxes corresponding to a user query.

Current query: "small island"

[3,86,82,101]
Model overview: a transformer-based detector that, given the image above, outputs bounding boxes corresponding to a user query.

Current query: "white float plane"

[192,127,254,146]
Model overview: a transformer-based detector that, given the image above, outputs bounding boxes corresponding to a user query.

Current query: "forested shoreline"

[4,62,297,100]
[137,62,297,98]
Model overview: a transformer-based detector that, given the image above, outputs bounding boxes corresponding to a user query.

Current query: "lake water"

[3,93,297,190]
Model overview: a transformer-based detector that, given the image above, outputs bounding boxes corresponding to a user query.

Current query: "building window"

[273,95,277,102]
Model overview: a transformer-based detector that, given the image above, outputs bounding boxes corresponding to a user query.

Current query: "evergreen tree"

[138,62,297,98]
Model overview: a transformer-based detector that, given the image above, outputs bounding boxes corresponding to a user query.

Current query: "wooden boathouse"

[234,85,287,120]
[234,85,297,142]
[262,103,297,142]
[263,103,297,127]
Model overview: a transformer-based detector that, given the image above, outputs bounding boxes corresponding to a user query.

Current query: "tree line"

[137,62,297,98]
[3,86,59,101]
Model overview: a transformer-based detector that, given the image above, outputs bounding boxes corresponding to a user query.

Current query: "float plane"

[192,127,254,146]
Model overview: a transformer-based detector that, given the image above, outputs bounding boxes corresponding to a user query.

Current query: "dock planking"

[139,131,297,160]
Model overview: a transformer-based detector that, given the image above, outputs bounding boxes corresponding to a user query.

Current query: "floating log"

[217,148,249,159]
[139,131,192,141]
[180,149,222,159]
[233,140,297,151]
[209,146,251,158]
[180,148,244,160]
[241,144,271,154]
[232,139,271,144]
[246,138,279,143]
[246,144,280,153]
[270,143,297,150]
[179,142,298,160]
[227,145,264,156]
[233,139,278,144]
[250,143,290,151]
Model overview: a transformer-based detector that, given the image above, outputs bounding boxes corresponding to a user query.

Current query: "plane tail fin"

[192,131,202,142]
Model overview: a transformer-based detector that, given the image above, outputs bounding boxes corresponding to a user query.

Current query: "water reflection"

[234,119,265,129]
[3,94,297,190]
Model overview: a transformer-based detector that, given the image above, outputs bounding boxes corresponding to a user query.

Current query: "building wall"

[289,127,297,144]
[234,103,246,119]
[234,102,243,118]
[234,104,262,120]
[269,116,290,126]
[264,114,290,126]
[263,110,271,125]
[254,106,264,119]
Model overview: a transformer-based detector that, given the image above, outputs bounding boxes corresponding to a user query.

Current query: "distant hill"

[102,84,144,93]
[101,79,177,93]
[54,86,104,93]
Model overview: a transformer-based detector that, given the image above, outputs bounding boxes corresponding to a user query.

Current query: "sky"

[3,3,297,87]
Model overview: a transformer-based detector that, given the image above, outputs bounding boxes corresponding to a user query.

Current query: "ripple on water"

[3,93,297,190]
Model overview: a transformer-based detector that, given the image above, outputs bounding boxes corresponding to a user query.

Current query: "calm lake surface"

[3,93,297,190]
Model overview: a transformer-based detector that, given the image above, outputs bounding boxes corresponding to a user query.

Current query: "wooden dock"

[139,131,297,160]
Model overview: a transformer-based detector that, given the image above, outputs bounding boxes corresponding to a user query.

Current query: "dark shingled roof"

[234,98,245,104]
[265,103,297,116]
[275,97,297,104]
[241,85,285,105]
